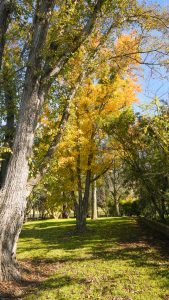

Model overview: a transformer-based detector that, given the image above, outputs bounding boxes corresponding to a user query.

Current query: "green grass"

[17,217,169,300]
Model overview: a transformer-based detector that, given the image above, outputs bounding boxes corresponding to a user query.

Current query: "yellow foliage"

[37,32,141,195]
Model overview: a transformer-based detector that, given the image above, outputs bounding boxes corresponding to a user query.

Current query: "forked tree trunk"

[76,159,92,232]
[0,0,55,281]
[76,189,91,232]
[0,0,105,280]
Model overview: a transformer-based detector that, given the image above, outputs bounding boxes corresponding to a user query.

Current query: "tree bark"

[0,0,15,187]
[0,0,106,280]
[76,154,92,232]
[76,203,87,232]
[0,0,14,70]
[91,180,97,220]
[62,204,69,219]
[106,174,121,217]
[26,71,86,196]
[114,196,120,217]
[0,0,55,281]
[0,67,16,187]
[25,0,107,196]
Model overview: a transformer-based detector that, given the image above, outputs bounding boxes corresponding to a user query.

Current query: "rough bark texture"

[0,0,105,281]
[0,0,55,281]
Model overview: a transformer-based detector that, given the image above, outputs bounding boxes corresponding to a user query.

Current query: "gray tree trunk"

[91,181,97,220]
[106,173,121,217]
[76,156,92,232]
[0,67,16,187]
[114,196,120,217]
[0,0,55,281]
[0,0,15,186]
[0,0,14,69]
[0,0,106,280]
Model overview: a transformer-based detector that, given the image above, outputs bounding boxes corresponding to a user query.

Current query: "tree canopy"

[0,0,168,281]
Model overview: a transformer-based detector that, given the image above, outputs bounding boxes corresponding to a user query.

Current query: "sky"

[133,0,169,112]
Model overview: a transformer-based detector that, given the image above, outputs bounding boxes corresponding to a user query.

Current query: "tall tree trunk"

[106,173,121,217]
[0,0,15,187]
[0,67,16,187]
[76,155,92,232]
[91,180,97,220]
[74,110,93,232]
[114,195,120,217]
[62,204,69,219]
[76,154,85,231]
[0,0,55,281]
[32,208,35,220]
[0,0,14,70]
[0,0,106,280]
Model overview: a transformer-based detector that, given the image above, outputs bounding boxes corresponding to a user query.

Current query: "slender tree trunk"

[0,68,16,187]
[91,181,97,220]
[0,0,15,187]
[0,0,55,281]
[62,204,69,219]
[106,172,121,217]
[0,0,14,70]
[32,208,35,220]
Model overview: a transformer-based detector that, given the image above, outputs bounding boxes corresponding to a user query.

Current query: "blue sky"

[134,0,169,111]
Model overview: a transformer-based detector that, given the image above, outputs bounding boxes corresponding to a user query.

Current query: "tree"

[108,101,169,221]
[0,1,34,186]
[91,180,98,220]
[0,0,14,69]
[0,48,17,186]
[0,0,168,280]
[0,0,120,279]
[33,34,141,231]
[0,0,57,281]
[105,159,125,217]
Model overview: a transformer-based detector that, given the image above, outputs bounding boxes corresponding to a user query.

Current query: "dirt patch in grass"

[0,259,59,299]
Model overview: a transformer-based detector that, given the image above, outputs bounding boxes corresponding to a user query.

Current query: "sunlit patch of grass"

[17,217,169,300]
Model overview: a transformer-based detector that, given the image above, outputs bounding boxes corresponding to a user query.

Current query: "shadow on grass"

[26,273,124,299]
[16,217,169,297]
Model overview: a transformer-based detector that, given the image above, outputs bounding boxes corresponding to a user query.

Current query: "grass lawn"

[6,217,169,299]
